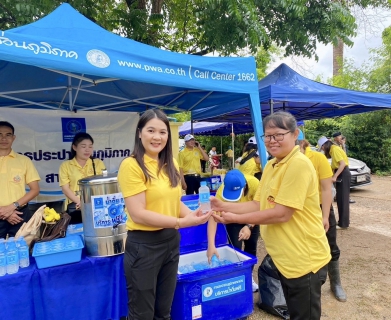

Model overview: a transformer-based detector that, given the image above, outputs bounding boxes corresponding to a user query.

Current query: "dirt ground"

[249,175,391,320]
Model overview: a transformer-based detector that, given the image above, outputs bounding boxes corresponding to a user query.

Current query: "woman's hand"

[207,245,220,263]
[212,211,237,224]
[210,196,225,212]
[323,216,330,232]
[181,208,212,228]
[332,176,338,183]
[238,226,251,241]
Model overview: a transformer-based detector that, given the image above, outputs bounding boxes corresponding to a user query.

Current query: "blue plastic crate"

[175,195,258,319]
[32,235,84,269]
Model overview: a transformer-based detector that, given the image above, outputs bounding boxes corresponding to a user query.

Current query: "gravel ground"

[248,175,391,320]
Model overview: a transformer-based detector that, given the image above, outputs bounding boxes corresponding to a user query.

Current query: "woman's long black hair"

[322,140,336,159]
[70,132,94,160]
[132,109,180,187]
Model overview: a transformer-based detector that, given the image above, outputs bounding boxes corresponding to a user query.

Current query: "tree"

[332,0,391,76]
[307,26,391,173]
[1,0,359,59]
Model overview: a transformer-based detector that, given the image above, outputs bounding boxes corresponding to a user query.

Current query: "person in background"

[178,134,209,195]
[332,132,345,152]
[238,136,261,177]
[341,136,349,155]
[0,121,40,239]
[207,169,260,292]
[299,139,347,302]
[200,145,207,173]
[212,112,330,320]
[317,137,351,229]
[117,109,211,320]
[59,132,106,224]
[209,146,222,175]
[225,146,234,170]
[253,151,262,180]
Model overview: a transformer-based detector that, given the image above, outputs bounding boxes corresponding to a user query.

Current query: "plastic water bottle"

[199,181,211,213]
[211,254,220,268]
[18,236,30,268]
[0,239,7,276]
[6,240,19,274]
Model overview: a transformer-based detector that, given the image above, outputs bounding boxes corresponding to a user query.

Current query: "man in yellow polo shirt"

[178,134,208,195]
[0,121,40,238]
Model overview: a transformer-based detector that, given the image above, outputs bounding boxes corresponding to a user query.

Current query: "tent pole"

[68,76,73,111]
[231,123,234,170]
[190,112,194,135]
[270,99,274,114]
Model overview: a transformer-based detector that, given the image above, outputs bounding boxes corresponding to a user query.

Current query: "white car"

[310,146,372,188]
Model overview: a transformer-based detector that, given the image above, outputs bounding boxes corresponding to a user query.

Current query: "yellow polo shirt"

[178,147,203,175]
[254,146,330,279]
[329,145,349,170]
[238,157,261,176]
[59,157,106,206]
[215,174,259,202]
[225,149,234,157]
[304,147,333,204]
[0,150,40,206]
[118,155,182,231]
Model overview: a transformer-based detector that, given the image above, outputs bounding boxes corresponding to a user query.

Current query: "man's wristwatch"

[246,224,254,230]
[13,202,20,209]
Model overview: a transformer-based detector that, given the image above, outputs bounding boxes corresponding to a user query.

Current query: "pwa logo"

[86,49,110,68]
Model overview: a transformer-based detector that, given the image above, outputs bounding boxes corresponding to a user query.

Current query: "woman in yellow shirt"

[59,132,105,223]
[317,137,350,229]
[238,136,261,177]
[211,111,330,320]
[117,109,211,320]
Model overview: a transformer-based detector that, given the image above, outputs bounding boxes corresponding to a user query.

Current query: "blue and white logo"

[61,118,86,142]
[86,49,110,68]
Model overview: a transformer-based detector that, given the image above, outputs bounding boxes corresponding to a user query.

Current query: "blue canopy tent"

[179,121,254,168]
[192,63,391,123]
[179,121,253,136]
[0,3,268,166]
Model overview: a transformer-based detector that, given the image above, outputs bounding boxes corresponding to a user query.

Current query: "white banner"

[0,108,138,203]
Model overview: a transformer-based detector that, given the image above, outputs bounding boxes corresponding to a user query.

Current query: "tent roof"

[0,4,258,115]
[179,121,253,136]
[192,63,391,122]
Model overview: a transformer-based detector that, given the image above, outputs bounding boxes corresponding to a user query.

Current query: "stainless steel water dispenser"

[78,173,127,257]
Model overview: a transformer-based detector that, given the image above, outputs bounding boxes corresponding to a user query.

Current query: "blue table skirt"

[0,252,128,320]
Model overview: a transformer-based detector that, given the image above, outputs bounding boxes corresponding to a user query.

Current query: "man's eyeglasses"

[261,131,291,142]
[0,133,14,139]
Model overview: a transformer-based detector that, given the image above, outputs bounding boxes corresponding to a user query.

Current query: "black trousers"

[335,167,351,228]
[200,160,206,173]
[279,265,328,320]
[184,175,201,195]
[226,223,259,257]
[322,204,340,261]
[124,229,180,320]
[0,206,32,239]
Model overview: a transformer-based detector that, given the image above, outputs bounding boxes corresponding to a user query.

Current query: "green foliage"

[302,118,347,146]
[306,26,391,173]
[341,111,391,172]
[1,0,359,58]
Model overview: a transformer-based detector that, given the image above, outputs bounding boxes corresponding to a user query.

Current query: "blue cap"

[297,129,304,141]
[222,169,246,202]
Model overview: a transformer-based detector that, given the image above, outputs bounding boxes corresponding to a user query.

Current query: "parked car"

[310,146,372,188]
[347,157,372,188]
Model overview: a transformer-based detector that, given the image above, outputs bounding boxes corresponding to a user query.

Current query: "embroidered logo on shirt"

[13,175,21,183]
[267,195,275,204]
